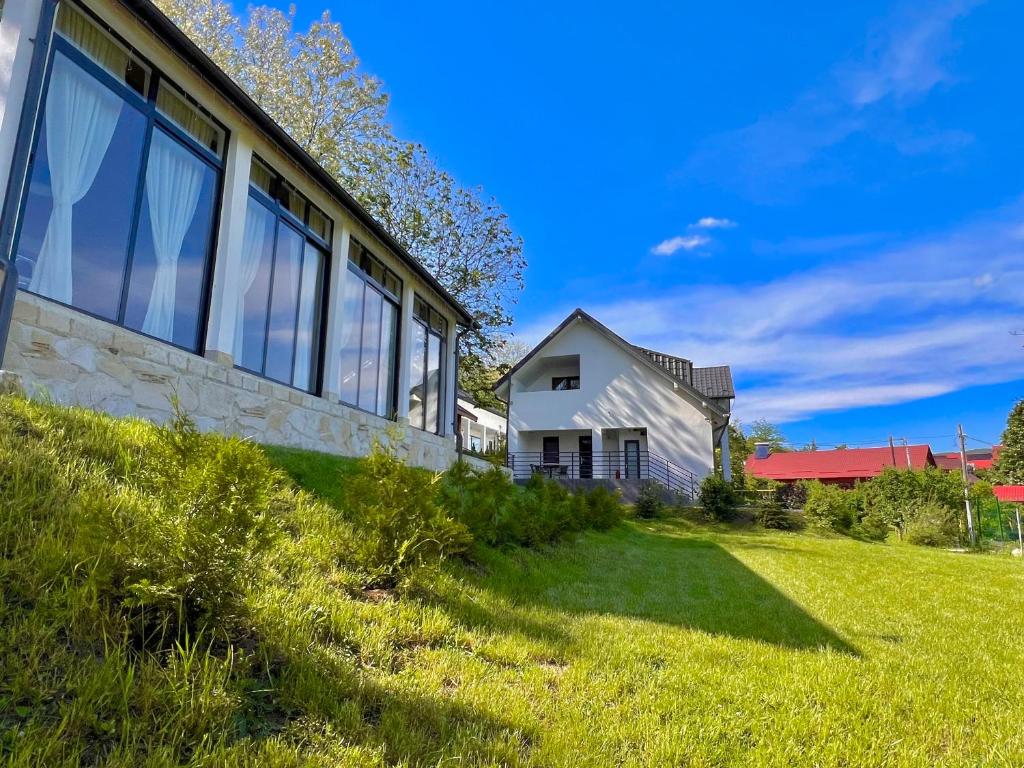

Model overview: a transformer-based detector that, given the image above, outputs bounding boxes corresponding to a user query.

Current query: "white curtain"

[291,248,320,390]
[29,54,122,303]
[141,130,204,339]
[232,200,270,361]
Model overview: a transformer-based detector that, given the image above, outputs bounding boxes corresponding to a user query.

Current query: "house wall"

[0,0,466,469]
[5,292,469,471]
[507,318,715,480]
[457,398,506,452]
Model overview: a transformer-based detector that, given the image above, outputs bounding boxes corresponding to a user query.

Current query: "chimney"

[754,442,771,460]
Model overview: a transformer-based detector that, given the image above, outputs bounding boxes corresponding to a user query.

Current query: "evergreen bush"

[699,475,739,521]
[634,481,665,519]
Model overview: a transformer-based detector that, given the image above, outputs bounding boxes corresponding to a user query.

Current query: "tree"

[457,335,529,413]
[720,423,753,483]
[746,420,788,453]
[153,0,525,354]
[800,439,818,452]
[355,142,525,356]
[993,399,1024,484]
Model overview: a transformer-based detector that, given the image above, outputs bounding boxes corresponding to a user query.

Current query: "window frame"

[339,238,403,418]
[238,178,332,396]
[409,293,448,435]
[12,1,228,355]
[551,375,580,391]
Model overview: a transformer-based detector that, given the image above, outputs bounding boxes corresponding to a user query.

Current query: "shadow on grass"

[481,523,858,655]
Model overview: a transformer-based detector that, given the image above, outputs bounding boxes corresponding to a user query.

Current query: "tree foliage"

[153,0,524,357]
[993,399,1024,484]
[746,420,789,453]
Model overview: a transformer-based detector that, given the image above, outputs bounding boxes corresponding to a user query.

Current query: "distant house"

[994,486,1024,503]
[456,390,506,454]
[745,444,936,487]
[934,447,1000,473]
[494,308,734,498]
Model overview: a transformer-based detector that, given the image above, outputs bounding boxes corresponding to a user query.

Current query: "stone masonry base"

[3,292,477,473]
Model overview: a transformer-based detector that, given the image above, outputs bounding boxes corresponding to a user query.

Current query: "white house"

[494,309,734,498]
[0,0,476,471]
[456,390,506,454]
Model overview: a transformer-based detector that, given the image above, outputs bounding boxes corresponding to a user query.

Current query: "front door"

[624,440,641,479]
[579,435,593,479]
[543,436,560,465]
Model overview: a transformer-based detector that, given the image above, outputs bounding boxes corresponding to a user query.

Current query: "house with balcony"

[0,0,475,471]
[494,309,734,499]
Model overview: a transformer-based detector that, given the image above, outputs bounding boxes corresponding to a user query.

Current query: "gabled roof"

[493,308,732,421]
[119,0,474,327]
[746,445,936,481]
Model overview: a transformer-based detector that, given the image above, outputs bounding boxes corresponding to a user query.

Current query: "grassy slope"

[2,398,1024,766]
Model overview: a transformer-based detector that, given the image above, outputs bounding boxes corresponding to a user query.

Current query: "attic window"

[552,376,579,391]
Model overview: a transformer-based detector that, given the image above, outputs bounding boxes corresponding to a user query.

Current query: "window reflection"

[339,239,400,418]
[16,19,222,353]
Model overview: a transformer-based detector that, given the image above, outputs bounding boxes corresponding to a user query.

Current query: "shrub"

[803,481,859,533]
[853,506,892,541]
[700,475,739,521]
[759,497,797,530]
[111,406,282,636]
[904,501,961,547]
[438,461,519,544]
[585,485,623,530]
[343,443,471,586]
[860,467,963,540]
[634,481,665,519]
[777,481,808,510]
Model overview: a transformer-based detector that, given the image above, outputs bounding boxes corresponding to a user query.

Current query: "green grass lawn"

[4,396,1024,766]
[397,520,1024,767]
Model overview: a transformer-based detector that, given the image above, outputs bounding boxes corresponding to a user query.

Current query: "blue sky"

[274,0,1023,453]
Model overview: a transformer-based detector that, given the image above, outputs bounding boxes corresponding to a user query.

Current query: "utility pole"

[958,424,975,546]
[889,436,897,466]
[901,438,912,469]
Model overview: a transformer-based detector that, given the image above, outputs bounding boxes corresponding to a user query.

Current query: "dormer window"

[552,376,579,391]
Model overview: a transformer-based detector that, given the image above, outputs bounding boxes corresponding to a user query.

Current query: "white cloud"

[685,1,980,200]
[694,217,737,230]
[842,0,978,107]
[651,234,710,256]
[518,203,1024,424]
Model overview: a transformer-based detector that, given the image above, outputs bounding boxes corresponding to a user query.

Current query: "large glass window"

[408,296,448,434]
[338,239,400,417]
[234,160,329,392]
[14,4,223,352]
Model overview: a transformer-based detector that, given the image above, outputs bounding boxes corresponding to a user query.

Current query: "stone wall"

[3,292,485,473]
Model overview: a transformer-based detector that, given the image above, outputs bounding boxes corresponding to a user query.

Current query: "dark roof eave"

[118,0,476,328]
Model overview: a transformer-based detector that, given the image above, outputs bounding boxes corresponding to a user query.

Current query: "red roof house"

[933,446,1000,473]
[993,486,1024,503]
[745,444,936,486]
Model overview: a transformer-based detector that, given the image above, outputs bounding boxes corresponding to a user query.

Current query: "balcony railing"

[506,450,699,499]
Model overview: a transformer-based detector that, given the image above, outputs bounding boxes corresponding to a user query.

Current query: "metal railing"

[506,450,699,499]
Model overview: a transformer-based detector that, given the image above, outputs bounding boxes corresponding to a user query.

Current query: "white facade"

[0,0,469,469]
[496,311,733,494]
[457,395,506,453]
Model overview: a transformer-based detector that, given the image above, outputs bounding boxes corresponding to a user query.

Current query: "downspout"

[0,0,58,368]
